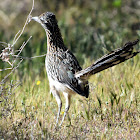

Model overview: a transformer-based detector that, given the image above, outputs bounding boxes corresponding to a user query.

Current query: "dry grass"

[0,0,140,139]
[0,55,139,139]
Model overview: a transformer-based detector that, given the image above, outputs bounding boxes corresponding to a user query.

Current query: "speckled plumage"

[32,12,139,126]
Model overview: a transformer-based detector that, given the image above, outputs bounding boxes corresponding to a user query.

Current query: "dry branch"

[0,0,35,117]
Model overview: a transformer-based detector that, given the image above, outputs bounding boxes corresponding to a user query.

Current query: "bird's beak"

[31,16,41,23]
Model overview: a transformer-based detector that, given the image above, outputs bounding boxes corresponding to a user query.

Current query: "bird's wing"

[51,50,89,97]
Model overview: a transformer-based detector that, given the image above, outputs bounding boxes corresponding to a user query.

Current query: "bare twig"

[0,59,23,84]
[12,0,34,46]
[0,0,35,117]
[12,36,32,65]
[13,30,21,45]
[0,0,34,69]
[0,0,34,76]
[0,67,12,72]
[12,54,47,60]
[0,0,45,75]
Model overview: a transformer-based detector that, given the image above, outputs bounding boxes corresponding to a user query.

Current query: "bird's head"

[32,12,57,32]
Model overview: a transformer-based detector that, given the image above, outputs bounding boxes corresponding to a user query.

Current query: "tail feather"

[75,39,139,80]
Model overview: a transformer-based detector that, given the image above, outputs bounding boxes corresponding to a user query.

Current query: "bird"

[31,12,139,126]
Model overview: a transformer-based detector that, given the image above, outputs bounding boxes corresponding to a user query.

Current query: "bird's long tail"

[75,39,139,80]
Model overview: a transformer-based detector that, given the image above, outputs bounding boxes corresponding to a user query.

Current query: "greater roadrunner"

[31,12,139,126]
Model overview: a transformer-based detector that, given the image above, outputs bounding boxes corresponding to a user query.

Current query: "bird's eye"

[51,15,55,19]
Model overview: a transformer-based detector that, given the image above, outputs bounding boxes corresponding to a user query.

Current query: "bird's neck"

[45,26,67,53]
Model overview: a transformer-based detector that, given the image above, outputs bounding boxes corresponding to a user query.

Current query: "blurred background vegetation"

[0,0,140,139]
[0,0,139,80]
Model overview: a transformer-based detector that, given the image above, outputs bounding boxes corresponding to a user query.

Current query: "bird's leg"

[60,92,71,126]
[56,100,62,126]
[51,87,62,127]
